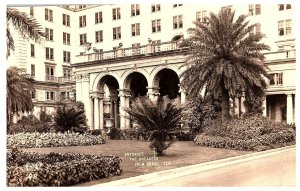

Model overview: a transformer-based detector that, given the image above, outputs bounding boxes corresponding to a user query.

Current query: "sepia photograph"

[4,0,296,188]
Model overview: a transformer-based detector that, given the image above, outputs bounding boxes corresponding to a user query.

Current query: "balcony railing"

[76,41,180,63]
[45,76,76,83]
[75,41,296,64]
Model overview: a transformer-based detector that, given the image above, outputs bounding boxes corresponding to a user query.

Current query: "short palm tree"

[180,8,270,121]
[7,66,34,124]
[124,96,182,156]
[6,7,44,57]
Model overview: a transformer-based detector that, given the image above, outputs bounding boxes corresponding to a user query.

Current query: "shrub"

[39,111,52,122]
[124,96,182,156]
[7,132,108,148]
[89,129,102,136]
[7,123,52,134]
[194,115,296,151]
[108,128,123,140]
[7,149,122,186]
[54,103,87,133]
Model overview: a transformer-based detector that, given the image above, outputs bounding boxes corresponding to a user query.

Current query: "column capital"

[118,89,131,97]
[82,73,90,82]
[147,86,160,96]
[75,74,82,82]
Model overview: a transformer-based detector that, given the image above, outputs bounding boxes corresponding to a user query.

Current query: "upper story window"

[63,32,70,45]
[63,68,72,78]
[63,51,71,63]
[45,28,53,41]
[79,5,86,9]
[151,4,160,12]
[95,12,103,24]
[279,4,291,11]
[152,19,161,33]
[30,6,34,16]
[95,30,103,43]
[79,33,87,45]
[46,91,55,100]
[79,15,86,27]
[269,73,283,85]
[45,8,53,22]
[31,89,36,99]
[173,15,183,29]
[30,44,35,57]
[113,27,121,40]
[173,4,183,7]
[63,14,70,26]
[249,4,261,15]
[45,47,54,60]
[131,4,140,16]
[45,65,55,79]
[249,23,261,35]
[196,11,207,23]
[31,64,35,77]
[131,23,140,36]
[278,20,292,36]
[112,8,121,20]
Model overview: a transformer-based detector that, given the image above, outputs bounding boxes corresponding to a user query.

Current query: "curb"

[93,145,295,187]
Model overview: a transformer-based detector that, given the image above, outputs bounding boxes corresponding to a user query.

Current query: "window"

[45,47,54,60]
[63,68,71,77]
[173,4,182,7]
[79,15,86,27]
[286,4,291,9]
[30,44,35,57]
[31,64,35,77]
[151,4,160,12]
[31,89,36,99]
[131,23,140,36]
[45,65,55,81]
[131,4,140,16]
[79,33,87,45]
[278,20,292,36]
[63,51,71,63]
[46,91,55,100]
[95,30,103,43]
[45,28,53,41]
[30,6,34,16]
[95,12,103,24]
[278,4,284,11]
[63,14,70,26]
[249,23,261,35]
[45,8,53,21]
[79,5,86,9]
[269,73,283,85]
[173,15,183,29]
[255,4,261,15]
[63,32,70,45]
[112,8,121,20]
[152,19,161,33]
[113,27,121,40]
[196,11,207,23]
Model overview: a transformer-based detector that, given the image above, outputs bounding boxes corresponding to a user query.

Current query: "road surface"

[142,148,295,187]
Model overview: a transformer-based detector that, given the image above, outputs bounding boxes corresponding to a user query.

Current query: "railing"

[264,49,296,61]
[45,76,76,83]
[76,41,180,63]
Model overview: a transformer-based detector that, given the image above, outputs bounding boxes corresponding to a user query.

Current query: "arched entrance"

[94,75,119,129]
[154,69,180,99]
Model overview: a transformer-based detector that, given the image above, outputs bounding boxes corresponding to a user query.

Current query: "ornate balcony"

[45,76,76,83]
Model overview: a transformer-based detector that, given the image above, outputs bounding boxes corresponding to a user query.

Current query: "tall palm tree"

[7,66,34,124]
[6,7,44,57]
[180,8,270,121]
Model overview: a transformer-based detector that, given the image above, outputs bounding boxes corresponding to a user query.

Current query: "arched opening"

[125,72,148,99]
[171,34,183,42]
[155,69,180,99]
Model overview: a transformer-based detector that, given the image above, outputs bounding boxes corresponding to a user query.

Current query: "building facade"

[7,4,296,127]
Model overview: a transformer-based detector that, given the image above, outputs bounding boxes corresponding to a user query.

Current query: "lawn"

[22,140,252,186]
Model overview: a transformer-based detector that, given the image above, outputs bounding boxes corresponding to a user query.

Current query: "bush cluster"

[7,149,122,186]
[194,115,296,151]
[7,132,108,148]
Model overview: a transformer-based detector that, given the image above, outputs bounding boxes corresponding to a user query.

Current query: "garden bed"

[7,132,108,148]
[7,149,122,186]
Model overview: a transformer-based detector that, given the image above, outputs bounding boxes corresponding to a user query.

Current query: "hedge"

[7,132,108,148]
[7,149,122,186]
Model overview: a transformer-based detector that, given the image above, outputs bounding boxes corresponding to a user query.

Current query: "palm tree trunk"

[221,88,230,122]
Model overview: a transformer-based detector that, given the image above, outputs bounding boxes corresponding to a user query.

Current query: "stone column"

[147,86,160,101]
[94,97,99,129]
[90,96,94,129]
[118,90,126,129]
[286,94,293,124]
[114,100,119,128]
[75,74,82,101]
[125,94,131,129]
[81,73,92,129]
[234,97,239,116]
[99,93,104,129]
[240,92,246,115]
[178,87,186,105]
[262,96,267,117]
